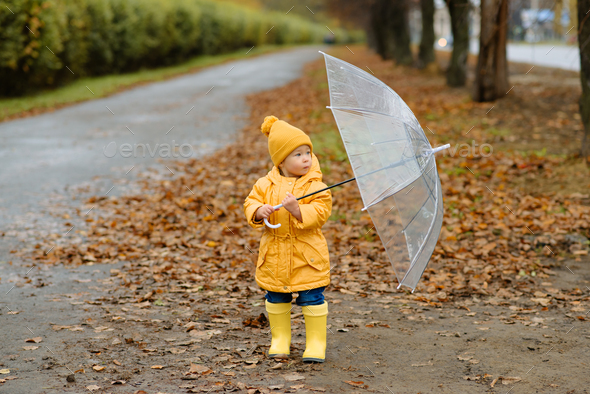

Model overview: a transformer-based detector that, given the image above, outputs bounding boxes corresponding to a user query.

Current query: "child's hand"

[282,192,301,217]
[255,204,279,221]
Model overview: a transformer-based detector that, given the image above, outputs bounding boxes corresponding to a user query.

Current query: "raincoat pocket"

[256,242,269,268]
[297,241,326,271]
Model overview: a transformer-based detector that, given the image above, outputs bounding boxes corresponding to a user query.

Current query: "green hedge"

[0,0,364,96]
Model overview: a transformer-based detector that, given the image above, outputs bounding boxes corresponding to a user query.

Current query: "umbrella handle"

[263,204,283,228]
[431,144,451,154]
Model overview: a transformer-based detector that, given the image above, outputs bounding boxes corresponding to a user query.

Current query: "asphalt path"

[0,44,327,254]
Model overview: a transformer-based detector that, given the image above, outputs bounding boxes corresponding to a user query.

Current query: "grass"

[312,123,349,178]
[0,44,302,123]
[487,127,511,137]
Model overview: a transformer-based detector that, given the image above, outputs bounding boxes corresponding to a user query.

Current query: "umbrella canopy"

[319,51,448,291]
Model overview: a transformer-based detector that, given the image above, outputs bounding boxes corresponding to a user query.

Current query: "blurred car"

[323,33,335,44]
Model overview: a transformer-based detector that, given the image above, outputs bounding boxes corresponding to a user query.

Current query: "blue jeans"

[265,286,326,306]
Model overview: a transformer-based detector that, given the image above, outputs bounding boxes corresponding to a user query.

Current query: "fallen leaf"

[283,373,305,381]
[151,365,164,369]
[189,364,212,375]
[22,346,39,351]
[92,366,105,372]
[411,361,433,367]
[344,380,367,388]
[184,322,199,331]
[93,326,113,332]
[0,369,10,374]
[25,337,42,343]
[501,376,522,385]
[86,385,100,391]
[531,298,551,306]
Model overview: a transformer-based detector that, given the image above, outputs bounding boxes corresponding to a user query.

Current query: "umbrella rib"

[360,155,428,212]
[329,106,430,147]
[330,62,395,93]
[398,175,442,290]
[361,174,418,211]
[399,161,437,233]
[328,106,400,122]
[395,162,439,287]
[370,137,410,145]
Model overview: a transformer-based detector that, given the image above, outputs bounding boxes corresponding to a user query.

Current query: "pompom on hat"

[261,115,313,167]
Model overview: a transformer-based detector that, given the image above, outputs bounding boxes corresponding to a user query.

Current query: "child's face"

[279,144,311,177]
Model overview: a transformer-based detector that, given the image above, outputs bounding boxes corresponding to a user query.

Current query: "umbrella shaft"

[293,155,410,202]
[291,144,449,203]
[294,176,357,201]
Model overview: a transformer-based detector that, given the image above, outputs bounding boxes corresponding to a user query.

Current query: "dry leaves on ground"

[17,46,589,313]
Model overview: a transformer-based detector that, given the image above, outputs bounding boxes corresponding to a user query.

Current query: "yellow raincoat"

[243,152,332,293]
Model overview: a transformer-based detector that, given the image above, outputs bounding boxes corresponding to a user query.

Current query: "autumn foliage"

[25,46,589,309]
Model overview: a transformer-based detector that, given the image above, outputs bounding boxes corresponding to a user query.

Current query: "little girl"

[243,115,332,363]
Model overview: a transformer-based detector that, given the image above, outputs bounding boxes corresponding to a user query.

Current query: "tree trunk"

[446,0,470,86]
[418,0,436,68]
[472,0,509,102]
[389,0,413,66]
[570,0,578,38]
[577,0,590,164]
[369,0,394,59]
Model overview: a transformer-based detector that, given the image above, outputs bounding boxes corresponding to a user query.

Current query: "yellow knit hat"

[260,115,313,167]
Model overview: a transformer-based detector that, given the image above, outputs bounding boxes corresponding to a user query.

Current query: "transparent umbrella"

[319,51,449,291]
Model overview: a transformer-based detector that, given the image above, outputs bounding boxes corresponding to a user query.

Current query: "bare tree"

[418,0,436,68]
[390,0,414,65]
[369,0,394,59]
[577,0,590,164]
[473,0,509,102]
[446,0,470,86]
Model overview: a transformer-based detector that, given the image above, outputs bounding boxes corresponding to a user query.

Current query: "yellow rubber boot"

[265,300,292,358]
[301,301,328,363]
